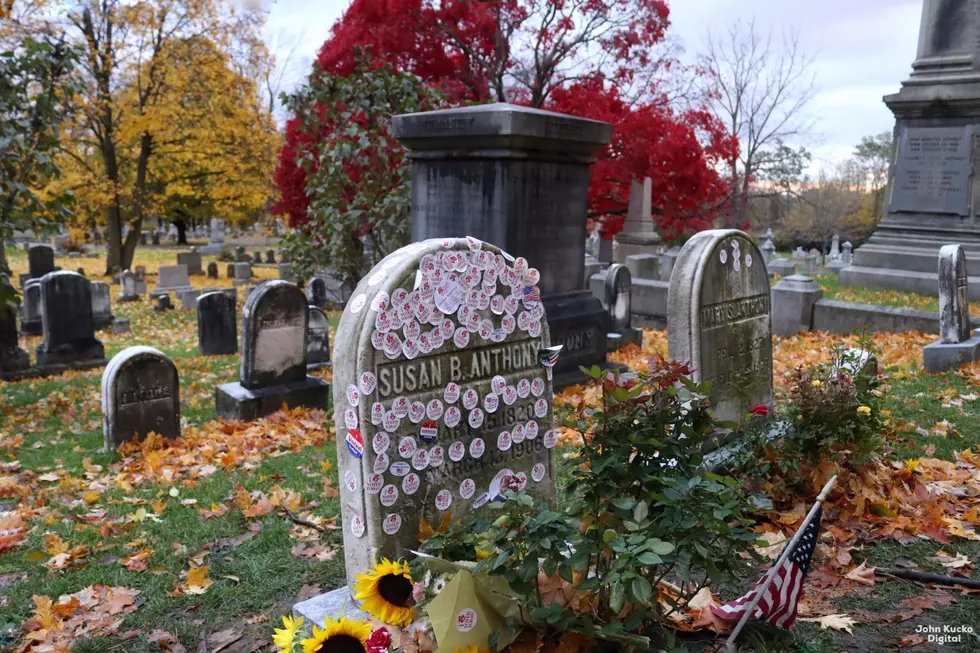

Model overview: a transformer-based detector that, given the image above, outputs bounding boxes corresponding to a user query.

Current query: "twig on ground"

[282,507,324,532]
[875,567,980,590]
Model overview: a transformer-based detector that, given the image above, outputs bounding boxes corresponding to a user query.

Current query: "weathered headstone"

[308,277,327,308]
[207,262,219,278]
[210,218,224,244]
[178,289,201,311]
[197,291,237,356]
[20,279,42,335]
[35,271,107,368]
[0,296,30,377]
[235,246,248,263]
[266,250,276,264]
[102,346,180,450]
[232,262,251,287]
[393,103,612,387]
[155,265,193,293]
[830,234,841,261]
[28,244,55,279]
[659,247,680,282]
[151,231,161,246]
[667,230,772,421]
[90,281,114,330]
[842,241,853,265]
[624,253,659,281]
[332,237,557,592]
[306,306,331,369]
[761,239,776,267]
[601,264,642,349]
[254,250,262,263]
[177,249,204,276]
[226,263,235,278]
[134,266,146,282]
[924,245,980,371]
[771,274,823,336]
[154,294,174,312]
[278,263,296,282]
[215,281,329,420]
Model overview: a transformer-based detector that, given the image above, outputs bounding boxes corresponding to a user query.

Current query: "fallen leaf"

[844,561,876,586]
[799,613,858,634]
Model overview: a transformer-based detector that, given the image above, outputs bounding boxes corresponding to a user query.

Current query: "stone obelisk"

[841,0,980,298]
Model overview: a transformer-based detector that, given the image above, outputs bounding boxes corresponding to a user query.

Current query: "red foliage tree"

[273,0,738,242]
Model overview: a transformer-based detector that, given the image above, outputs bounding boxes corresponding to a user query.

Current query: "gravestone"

[155,265,193,293]
[597,237,613,264]
[232,262,251,287]
[266,250,276,264]
[393,103,612,388]
[0,297,30,378]
[278,263,296,282]
[28,244,55,279]
[177,249,204,276]
[20,279,42,335]
[601,264,642,350]
[226,263,235,278]
[793,247,805,260]
[615,177,662,263]
[135,266,146,281]
[154,294,174,312]
[659,247,680,282]
[215,281,329,420]
[35,271,107,368]
[761,239,776,267]
[307,306,331,369]
[90,281,114,330]
[308,277,327,308]
[624,253,659,281]
[207,262,219,278]
[102,346,180,450]
[152,232,160,245]
[332,237,557,592]
[18,272,30,288]
[139,232,148,245]
[178,289,200,310]
[76,267,85,276]
[254,250,263,263]
[667,230,772,421]
[210,218,224,244]
[842,241,853,265]
[235,247,248,263]
[924,244,980,371]
[197,291,237,356]
[830,234,842,260]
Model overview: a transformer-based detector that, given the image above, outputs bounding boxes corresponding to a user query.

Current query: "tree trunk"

[120,217,142,271]
[104,204,123,275]
[174,219,187,244]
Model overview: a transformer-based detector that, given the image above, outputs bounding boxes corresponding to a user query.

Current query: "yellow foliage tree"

[50,0,274,274]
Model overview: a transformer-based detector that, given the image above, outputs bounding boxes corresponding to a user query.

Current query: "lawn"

[3,246,980,652]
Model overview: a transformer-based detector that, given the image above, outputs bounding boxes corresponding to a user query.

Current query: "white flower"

[433,576,447,594]
[667,458,678,468]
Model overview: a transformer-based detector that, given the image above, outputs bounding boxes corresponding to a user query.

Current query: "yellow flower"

[857,405,871,416]
[273,615,303,652]
[354,558,415,627]
[300,616,373,653]
[474,546,493,561]
[811,380,823,388]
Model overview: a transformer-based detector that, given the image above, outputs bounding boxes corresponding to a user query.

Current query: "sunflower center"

[319,634,366,653]
[378,573,414,607]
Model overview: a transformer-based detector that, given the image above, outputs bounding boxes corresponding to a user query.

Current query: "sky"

[262,0,924,174]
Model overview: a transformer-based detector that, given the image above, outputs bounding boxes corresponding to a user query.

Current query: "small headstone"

[266,250,276,264]
[151,232,160,246]
[235,246,248,263]
[226,263,235,278]
[830,234,841,261]
[332,237,556,591]
[177,250,204,276]
[306,306,331,368]
[802,252,819,274]
[924,246,980,371]
[0,298,30,377]
[793,246,805,260]
[19,279,42,335]
[597,236,613,264]
[624,253,659,281]
[761,239,776,267]
[68,251,82,259]
[153,294,174,312]
[601,264,642,350]
[278,263,295,282]
[197,291,237,355]
[140,232,148,245]
[210,218,225,244]
[155,265,193,293]
[842,241,853,265]
[90,281,114,330]
[35,271,107,368]
[102,346,180,450]
[28,244,55,279]
[206,262,218,278]
[667,230,772,421]
[135,266,146,281]
[178,289,201,311]
[659,247,680,282]
[308,277,327,307]
[110,318,131,334]
[254,250,263,263]
[232,262,251,287]
[215,281,329,420]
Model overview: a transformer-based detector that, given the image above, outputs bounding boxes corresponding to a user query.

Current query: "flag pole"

[723,474,837,653]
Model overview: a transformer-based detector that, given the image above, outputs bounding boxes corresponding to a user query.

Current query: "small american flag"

[523,285,540,302]
[711,507,821,630]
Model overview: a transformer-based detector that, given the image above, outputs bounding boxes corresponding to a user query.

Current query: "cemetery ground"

[2,253,980,651]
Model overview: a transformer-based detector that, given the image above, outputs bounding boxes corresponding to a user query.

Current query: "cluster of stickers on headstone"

[718,238,752,273]
[350,237,549,378]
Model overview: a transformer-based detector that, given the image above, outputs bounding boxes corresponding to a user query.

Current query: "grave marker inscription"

[102,346,180,449]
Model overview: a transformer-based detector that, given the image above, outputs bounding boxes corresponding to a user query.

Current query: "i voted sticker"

[358,372,377,396]
[435,489,452,511]
[344,408,358,430]
[526,420,539,439]
[483,393,499,413]
[448,440,466,462]
[453,327,470,348]
[398,437,417,458]
[365,473,383,494]
[491,375,507,395]
[370,290,389,313]
[469,437,486,459]
[371,331,385,351]
[383,513,401,535]
[390,461,410,477]
[444,382,460,404]
[402,472,420,495]
[543,429,559,449]
[346,429,364,458]
[459,478,476,500]
[371,402,385,425]
[535,399,549,418]
[373,431,390,454]
[349,294,366,313]
[435,280,464,314]
[426,399,444,421]
[350,514,365,538]
[346,385,360,407]
[409,401,426,424]
[441,318,455,339]
[517,379,531,398]
[420,420,438,443]
[468,408,485,429]
[497,431,512,451]
[383,411,401,432]
[502,385,518,406]
[462,388,479,410]
[402,338,420,359]
[344,470,357,492]
[531,378,545,397]
[412,449,429,471]
[513,423,526,442]
[403,319,421,340]
[532,463,546,482]
[429,446,444,467]
[392,396,410,418]
[373,452,390,474]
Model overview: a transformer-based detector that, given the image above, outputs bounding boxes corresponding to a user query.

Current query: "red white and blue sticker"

[346,429,364,458]
[420,420,439,443]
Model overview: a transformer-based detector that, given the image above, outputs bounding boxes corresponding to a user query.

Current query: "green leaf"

[649,540,675,555]
[635,551,663,565]
[609,580,625,614]
[602,529,618,544]
[633,501,649,523]
[611,497,636,511]
[631,576,653,603]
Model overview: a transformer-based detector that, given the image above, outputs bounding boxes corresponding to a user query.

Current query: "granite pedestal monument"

[392,103,612,388]
[615,177,662,263]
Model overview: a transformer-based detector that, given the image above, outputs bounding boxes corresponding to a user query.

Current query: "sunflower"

[300,616,373,653]
[273,615,304,652]
[354,558,415,627]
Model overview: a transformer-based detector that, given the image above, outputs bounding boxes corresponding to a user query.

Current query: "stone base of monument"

[118,293,140,303]
[615,232,663,264]
[766,260,797,277]
[838,265,980,299]
[0,346,31,377]
[923,333,980,373]
[215,377,330,421]
[111,319,131,334]
[93,315,114,331]
[824,260,846,274]
[607,328,643,351]
[543,291,612,389]
[36,339,106,369]
[292,587,372,629]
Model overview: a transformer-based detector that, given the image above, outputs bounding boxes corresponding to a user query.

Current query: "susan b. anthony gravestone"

[36,271,107,369]
[102,346,180,450]
[215,281,329,420]
[333,237,558,591]
[667,230,772,421]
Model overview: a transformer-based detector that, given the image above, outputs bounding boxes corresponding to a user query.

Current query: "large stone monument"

[615,177,662,263]
[923,244,980,370]
[392,103,612,388]
[667,230,773,422]
[215,281,329,420]
[330,237,557,594]
[841,0,980,298]
[35,271,107,369]
[102,346,180,450]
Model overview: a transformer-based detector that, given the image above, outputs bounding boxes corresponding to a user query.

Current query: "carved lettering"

[119,384,173,406]
[699,294,770,329]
